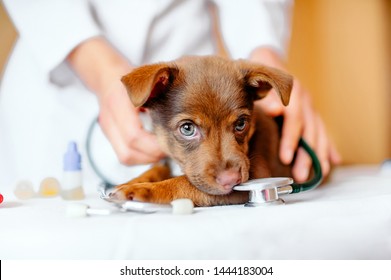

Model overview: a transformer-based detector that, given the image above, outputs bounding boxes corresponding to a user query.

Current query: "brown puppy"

[113,56,293,206]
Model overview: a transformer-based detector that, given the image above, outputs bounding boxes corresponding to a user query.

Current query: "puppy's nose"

[216,169,242,190]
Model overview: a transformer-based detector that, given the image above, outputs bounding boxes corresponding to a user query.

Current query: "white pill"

[66,203,88,218]
[66,203,113,218]
[170,198,194,215]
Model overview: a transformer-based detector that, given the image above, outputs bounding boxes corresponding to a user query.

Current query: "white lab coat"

[0,0,292,191]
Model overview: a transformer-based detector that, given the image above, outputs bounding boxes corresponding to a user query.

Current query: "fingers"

[248,49,341,182]
[278,81,305,165]
[290,108,341,182]
[98,81,165,165]
[284,114,311,182]
[100,114,164,165]
[257,89,285,117]
[291,113,325,182]
[330,142,342,165]
[266,79,341,182]
[314,115,331,177]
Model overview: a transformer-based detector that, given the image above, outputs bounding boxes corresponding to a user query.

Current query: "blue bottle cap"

[63,141,81,171]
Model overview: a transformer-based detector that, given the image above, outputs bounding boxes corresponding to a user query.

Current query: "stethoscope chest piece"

[233,177,294,206]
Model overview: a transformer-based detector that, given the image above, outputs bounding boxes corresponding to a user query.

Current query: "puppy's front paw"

[111,182,155,202]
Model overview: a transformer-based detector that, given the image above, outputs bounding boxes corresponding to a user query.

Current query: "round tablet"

[66,203,88,218]
[171,198,194,215]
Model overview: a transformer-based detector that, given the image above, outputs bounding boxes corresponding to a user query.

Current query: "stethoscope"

[86,117,323,210]
[233,138,323,206]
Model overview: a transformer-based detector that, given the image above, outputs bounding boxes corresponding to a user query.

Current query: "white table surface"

[1,165,390,260]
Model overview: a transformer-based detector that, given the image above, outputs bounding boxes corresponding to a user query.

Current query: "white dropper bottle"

[61,141,85,200]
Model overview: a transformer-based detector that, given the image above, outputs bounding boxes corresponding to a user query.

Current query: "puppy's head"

[121,56,293,195]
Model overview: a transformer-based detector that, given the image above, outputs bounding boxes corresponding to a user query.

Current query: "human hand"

[97,79,165,165]
[251,48,341,182]
[67,37,165,165]
[256,79,341,182]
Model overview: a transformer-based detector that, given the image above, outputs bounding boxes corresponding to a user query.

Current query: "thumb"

[256,90,285,117]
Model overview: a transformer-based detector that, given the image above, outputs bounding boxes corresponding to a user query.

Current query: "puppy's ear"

[237,60,293,106]
[121,63,179,107]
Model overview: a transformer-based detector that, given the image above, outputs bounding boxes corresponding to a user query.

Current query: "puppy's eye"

[235,118,247,132]
[179,122,197,137]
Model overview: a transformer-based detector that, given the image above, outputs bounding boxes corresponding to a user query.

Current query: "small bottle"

[61,141,85,200]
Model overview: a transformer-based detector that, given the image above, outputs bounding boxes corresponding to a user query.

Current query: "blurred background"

[1,0,390,165]
[287,0,390,165]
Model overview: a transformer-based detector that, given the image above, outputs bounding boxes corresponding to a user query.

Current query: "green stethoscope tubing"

[86,116,116,190]
[290,138,323,193]
[86,117,323,193]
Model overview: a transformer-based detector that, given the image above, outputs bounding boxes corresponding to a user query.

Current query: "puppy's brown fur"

[114,56,293,206]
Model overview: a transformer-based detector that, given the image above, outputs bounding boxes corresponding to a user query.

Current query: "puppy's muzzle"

[215,168,242,192]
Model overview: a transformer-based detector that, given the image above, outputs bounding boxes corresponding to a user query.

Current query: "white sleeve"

[213,0,293,59]
[3,0,101,83]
